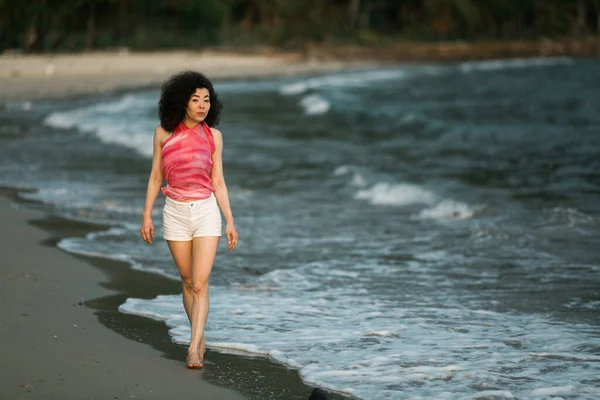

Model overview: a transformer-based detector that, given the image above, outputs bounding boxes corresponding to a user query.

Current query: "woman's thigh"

[167,240,193,282]
[191,236,220,286]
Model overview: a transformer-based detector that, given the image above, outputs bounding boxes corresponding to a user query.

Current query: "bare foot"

[186,350,203,369]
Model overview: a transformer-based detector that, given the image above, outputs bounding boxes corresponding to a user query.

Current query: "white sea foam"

[332,165,367,187]
[97,201,161,216]
[543,207,596,227]
[354,182,437,206]
[119,275,600,400]
[564,297,600,310]
[57,238,132,263]
[86,227,128,239]
[418,199,481,220]
[299,94,330,115]
[209,342,268,355]
[279,69,408,95]
[471,390,514,399]
[280,82,308,95]
[530,385,576,397]
[333,165,351,176]
[44,93,157,157]
[18,183,109,208]
[529,352,600,361]
[351,173,366,187]
[351,179,481,221]
[390,57,572,80]
[458,57,573,73]
[44,112,80,129]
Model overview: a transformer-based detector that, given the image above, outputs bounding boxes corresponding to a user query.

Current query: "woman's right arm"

[140,127,168,245]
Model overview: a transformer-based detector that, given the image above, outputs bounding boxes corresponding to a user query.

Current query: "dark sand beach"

[0,190,242,399]
[0,188,348,400]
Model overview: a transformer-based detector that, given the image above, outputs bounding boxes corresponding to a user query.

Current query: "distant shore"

[302,36,600,62]
[1,37,598,104]
[0,50,374,104]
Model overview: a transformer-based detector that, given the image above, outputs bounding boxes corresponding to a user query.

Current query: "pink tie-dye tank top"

[161,121,215,201]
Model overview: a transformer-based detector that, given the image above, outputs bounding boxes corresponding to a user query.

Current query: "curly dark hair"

[158,70,223,131]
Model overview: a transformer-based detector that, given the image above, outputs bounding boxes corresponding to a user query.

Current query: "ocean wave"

[333,165,351,176]
[279,69,408,96]
[543,207,596,227]
[43,93,157,157]
[471,390,514,399]
[118,287,600,400]
[57,237,133,263]
[564,297,600,310]
[299,94,330,115]
[530,385,576,397]
[86,227,128,239]
[350,177,479,220]
[354,182,437,206]
[333,165,367,186]
[279,82,308,96]
[44,110,85,130]
[418,199,482,220]
[458,56,573,73]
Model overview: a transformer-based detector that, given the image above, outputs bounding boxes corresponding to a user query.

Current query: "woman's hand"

[140,216,155,245]
[226,222,239,251]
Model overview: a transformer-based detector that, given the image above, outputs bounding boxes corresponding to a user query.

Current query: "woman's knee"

[181,277,193,291]
[191,280,208,295]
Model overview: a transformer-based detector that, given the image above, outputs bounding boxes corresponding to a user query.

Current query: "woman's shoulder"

[155,125,171,137]
[209,127,222,139]
[154,125,171,143]
[209,127,223,147]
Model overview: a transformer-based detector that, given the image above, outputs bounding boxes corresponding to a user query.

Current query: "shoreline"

[0,187,351,400]
[0,188,239,399]
[0,50,376,104]
[2,39,597,104]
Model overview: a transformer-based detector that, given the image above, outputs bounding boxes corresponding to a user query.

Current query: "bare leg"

[166,240,200,366]
[188,236,220,364]
[199,285,208,358]
[167,240,194,321]
[182,282,193,322]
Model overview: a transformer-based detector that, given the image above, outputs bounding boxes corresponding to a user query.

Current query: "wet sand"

[0,191,245,399]
[0,188,349,400]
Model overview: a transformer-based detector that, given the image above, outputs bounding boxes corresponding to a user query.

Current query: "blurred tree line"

[1,0,599,52]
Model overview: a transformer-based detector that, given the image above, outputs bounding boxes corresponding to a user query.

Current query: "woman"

[140,70,239,369]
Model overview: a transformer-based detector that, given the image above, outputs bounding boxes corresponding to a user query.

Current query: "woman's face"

[185,88,211,124]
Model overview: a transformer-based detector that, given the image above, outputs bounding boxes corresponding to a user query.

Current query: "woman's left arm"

[211,128,239,251]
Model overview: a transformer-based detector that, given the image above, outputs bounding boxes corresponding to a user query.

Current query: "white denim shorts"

[162,193,222,241]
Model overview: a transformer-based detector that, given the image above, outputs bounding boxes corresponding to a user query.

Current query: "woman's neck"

[182,118,199,129]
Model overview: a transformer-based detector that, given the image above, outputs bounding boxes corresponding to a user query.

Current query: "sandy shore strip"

[0,189,345,400]
[0,50,374,103]
[0,192,249,399]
